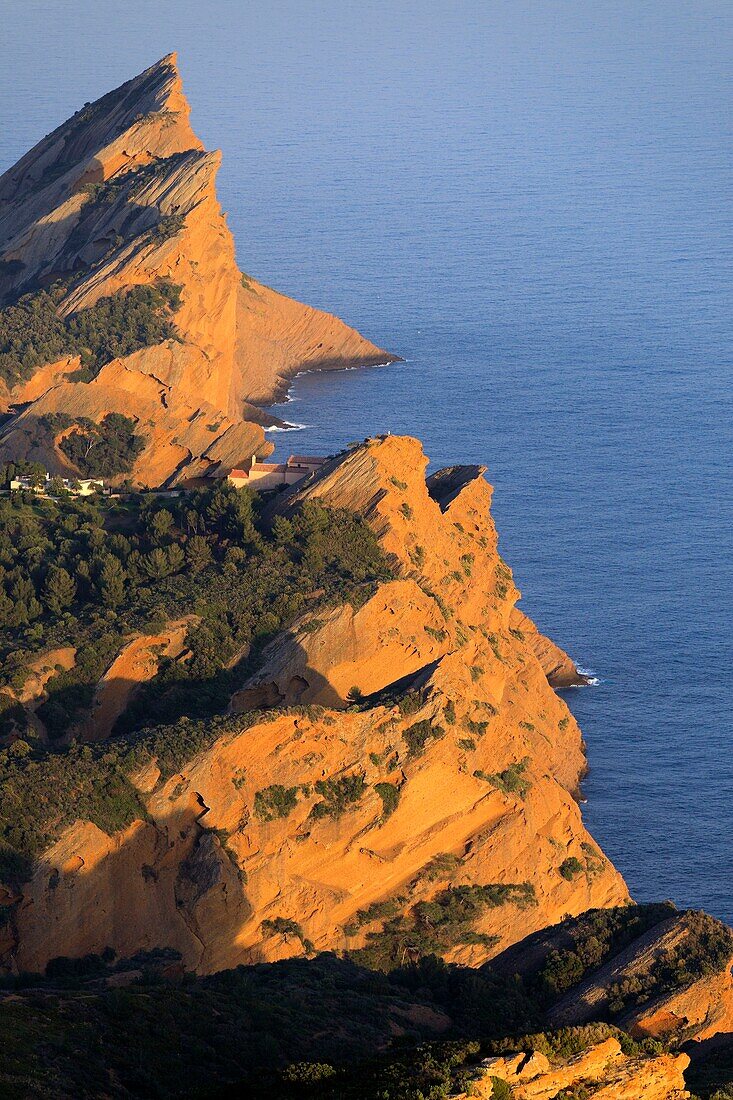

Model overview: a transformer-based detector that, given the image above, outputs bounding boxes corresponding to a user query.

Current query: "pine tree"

[185,535,212,574]
[96,556,126,608]
[43,567,76,615]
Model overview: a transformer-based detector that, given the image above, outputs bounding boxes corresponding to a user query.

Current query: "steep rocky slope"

[0,436,628,975]
[0,55,395,485]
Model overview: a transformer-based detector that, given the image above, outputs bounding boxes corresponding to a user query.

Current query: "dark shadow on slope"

[426,465,487,512]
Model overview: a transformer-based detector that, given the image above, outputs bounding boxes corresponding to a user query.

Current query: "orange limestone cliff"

[0,54,396,486]
[464,1037,693,1100]
[1,437,630,976]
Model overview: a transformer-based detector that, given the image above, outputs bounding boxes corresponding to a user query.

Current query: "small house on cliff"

[9,472,104,497]
[227,454,327,492]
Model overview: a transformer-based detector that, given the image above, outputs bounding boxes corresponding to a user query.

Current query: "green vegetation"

[350,882,536,970]
[261,918,313,953]
[254,784,300,822]
[420,853,463,882]
[374,782,400,819]
[0,905,726,1097]
[605,909,733,1016]
[411,544,425,569]
[0,710,279,884]
[474,758,531,798]
[0,280,181,387]
[0,738,145,883]
[559,856,584,881]
[529,903,705,1007]
[460,552,474,576]
[57,412,145,476]
[0,489,393,878]
[403,719,445,758]
[154,213,185,240]
[0,489,391,744]
[310,773,366,820]
[495,562,512,600]
[344,898,406,936]
[397,690,424,716]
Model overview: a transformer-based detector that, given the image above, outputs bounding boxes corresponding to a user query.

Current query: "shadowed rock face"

[0,53,397,486]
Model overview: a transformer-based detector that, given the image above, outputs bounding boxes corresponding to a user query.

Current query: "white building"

[9,473,104,496]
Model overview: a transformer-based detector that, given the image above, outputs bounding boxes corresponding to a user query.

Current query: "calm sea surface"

[3,2,732,921]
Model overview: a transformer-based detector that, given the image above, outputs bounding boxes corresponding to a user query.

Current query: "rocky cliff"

[1,437,628,975]
[468,1037,692,1100]
[0,436,731,1097]
[0,55,396,485]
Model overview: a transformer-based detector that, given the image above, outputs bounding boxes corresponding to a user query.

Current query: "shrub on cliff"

[474,758,531,799]
[59,412,145,476]
[559,856,584,881]
[0,490,392,742]
[254,784,300,822]
[530,903,686,1005]
[350,882,536,970]
[0,280,181,387]
[374,782,400,819]
[310,773,366,820]
[0,738,145,884]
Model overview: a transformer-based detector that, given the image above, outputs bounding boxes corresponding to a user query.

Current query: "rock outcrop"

[0,55,396,485]
[468,1037,692,1099]
[486,901,733,1047]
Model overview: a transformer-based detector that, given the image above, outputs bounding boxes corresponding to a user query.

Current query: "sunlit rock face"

[0,54,396,486]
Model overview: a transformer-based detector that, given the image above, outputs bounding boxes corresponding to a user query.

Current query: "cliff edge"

[0,54,396,485]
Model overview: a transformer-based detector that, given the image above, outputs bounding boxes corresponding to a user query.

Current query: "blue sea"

[3,2,732,922]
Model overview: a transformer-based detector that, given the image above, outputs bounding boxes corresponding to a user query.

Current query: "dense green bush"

[474,757,531,798]
[0,739,145,882]
[374,782,400,819]
[310,773,366,819]
[530,904,685,1005]
[58,412,145,476]
[0,490,391,743]
[255,785,300,822]
[403,719,445,758]
[0,489,394,878]
[559,856,584,881]
[0,280,181,386]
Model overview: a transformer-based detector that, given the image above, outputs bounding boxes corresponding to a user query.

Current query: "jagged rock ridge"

[0,54,397,485]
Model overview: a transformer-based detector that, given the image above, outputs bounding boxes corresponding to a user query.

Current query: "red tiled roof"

[287,454,327,466]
